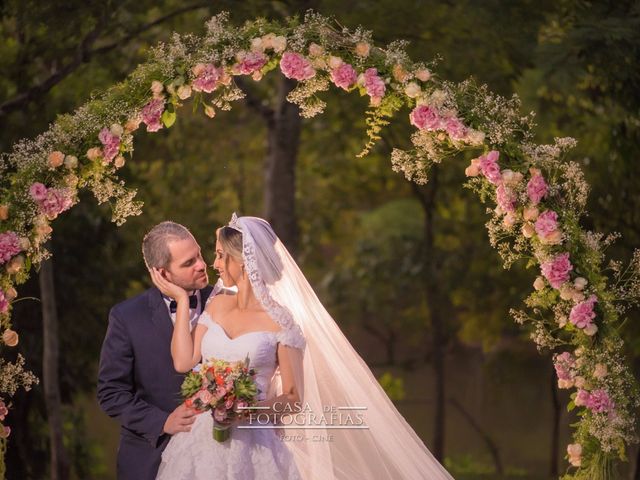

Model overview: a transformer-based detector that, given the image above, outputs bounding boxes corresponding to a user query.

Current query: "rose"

[0,205,8,221]
[478,151,502,185]
[535,210,563,245]
[271,35,287,53]
[29,182,48,202]
[533,276,546,291]
[443,116,466,140]
[192,64,222,93]
[6,255,24,274]
[110,123,124,137]
[523,206,539,222]
[279,52,315,81]
[404,82,421,98]
[250,37,264,52]
[308,42,324,57]
[567,443,582,467]
[574,277,588,291]
[141,98,165,132]
[354,41,370,57]
[48,151,64,169]
[328,56,343,69]
[213,405,228,422]
[465,158,481,177]
[392,64,409,83]
[409,105,441,131]
[527,172,548,205]
[0,400,7,421]
[0,232,22,265]
[414,68,431,81]
[124,116,142,133]
[114,156,126,169]
[0,425,10,439]
[574,389,590,407]
[177,85,192,100]
[150,80,164,98]
[521,223,535,238]
[98,127,121,162]
[195,389,213,405]
[64,155,78,169]
[501,169,524,187]
[540,252,573,289]
[569,294,597,329]
[86,147,102,161]
[360,68,385,101]
[2,329,18,347]
[593,364,608,379]
[496,184,517,213]
[330,63,357,90]
[234,51,267,75]
[503,212,518,228]
[465,129,485,145]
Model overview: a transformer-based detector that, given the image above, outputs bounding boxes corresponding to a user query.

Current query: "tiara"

[227,212,242,232]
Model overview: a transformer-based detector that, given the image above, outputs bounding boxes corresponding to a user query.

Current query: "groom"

[97,221,217,479]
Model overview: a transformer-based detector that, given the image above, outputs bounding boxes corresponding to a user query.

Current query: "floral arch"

[0,12,638,478]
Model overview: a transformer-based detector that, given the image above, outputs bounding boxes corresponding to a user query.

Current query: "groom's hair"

[142,221,193,269]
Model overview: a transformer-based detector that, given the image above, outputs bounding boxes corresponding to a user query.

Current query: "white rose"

[533,276,546,291]
[404,82,421,98]
[328,56,343,69]
[584,323,598,336]
[272,36,287,53]
[574,277,588,291]
[593,363,608,379]
[250,37,264,52]
[521,223,535,238]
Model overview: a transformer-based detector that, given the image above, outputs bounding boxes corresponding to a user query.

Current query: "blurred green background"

[1,0,639,478]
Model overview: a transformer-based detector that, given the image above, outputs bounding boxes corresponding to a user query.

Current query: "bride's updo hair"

[216,226,243,266]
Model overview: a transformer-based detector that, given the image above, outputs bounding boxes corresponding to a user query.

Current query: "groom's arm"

[97,308,169,448]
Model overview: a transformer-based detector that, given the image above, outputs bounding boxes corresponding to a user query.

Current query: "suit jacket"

[97,284,214,480]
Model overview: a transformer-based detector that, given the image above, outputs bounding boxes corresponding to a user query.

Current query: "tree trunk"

[550,363,561,478]
[412,167,446,461]
[263,76,301,256]
[39,256,70,480]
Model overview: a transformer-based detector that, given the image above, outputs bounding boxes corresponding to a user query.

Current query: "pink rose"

[540,252,573,289]
[409,105,441,131]
[496,184,517,213]
[527,172,548,205]
[574,389,590,407]
[48,151,65,169]
[234,52,267,75]
[98,127,121,162]
[330,63,357,90]
[29,182,48,202]
[569,295,597,329]
[213,406,228,422]
[362,68,385,101]
[192,64,223,93]
[586,389,614,413]
[141,98,165,132]
[0,232,21,265]
[553,352,575,382]
[0,425,10,439]
[225,396,235,409]
[535,210,561,242]
[478,151,502,185]
[443,116,466,140]
[195,389,213,405]
[279,52,316,81]
[40,188,73,220]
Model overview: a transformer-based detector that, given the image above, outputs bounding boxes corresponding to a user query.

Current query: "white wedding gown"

[156,311,302,480]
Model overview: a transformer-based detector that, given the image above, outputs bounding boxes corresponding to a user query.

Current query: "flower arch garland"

[0,11,639,478]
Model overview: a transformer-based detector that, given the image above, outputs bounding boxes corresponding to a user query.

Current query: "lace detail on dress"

[276,325,305,350]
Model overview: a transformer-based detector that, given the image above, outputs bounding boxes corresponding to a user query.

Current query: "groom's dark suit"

[97,284,213,480]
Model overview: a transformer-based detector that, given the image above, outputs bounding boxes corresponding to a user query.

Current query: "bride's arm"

[149,268,205,372]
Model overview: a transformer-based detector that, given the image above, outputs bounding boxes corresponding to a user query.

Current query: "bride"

[152,214,453,480]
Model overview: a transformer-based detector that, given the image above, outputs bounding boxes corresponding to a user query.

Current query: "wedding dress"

[156,311,302,480]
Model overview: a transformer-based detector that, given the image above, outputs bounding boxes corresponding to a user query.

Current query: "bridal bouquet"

[181,356,259,442]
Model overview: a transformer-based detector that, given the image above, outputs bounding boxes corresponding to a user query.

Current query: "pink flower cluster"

[330,63,357,90]
[233,52,267,75]
[0,400,9,438]
[496,184,517,213]
[29,182,73,220]
[0,231,21,265]
[192,64,223,93]
[554,352,575,384]
[361,68,385,101]
[98,127,121,162]
[570,295,597,329]
[535,210,562,244]
[0,288,8,313]
[527,172,548,205]
[478,151,502,185]
[541,252,573,289]
[409,105,468,140]
[279,52,315,81]
[141,98,165,132]
[576,388,614,414]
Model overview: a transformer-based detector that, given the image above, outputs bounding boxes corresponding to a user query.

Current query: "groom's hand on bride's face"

[163,403,200,435]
